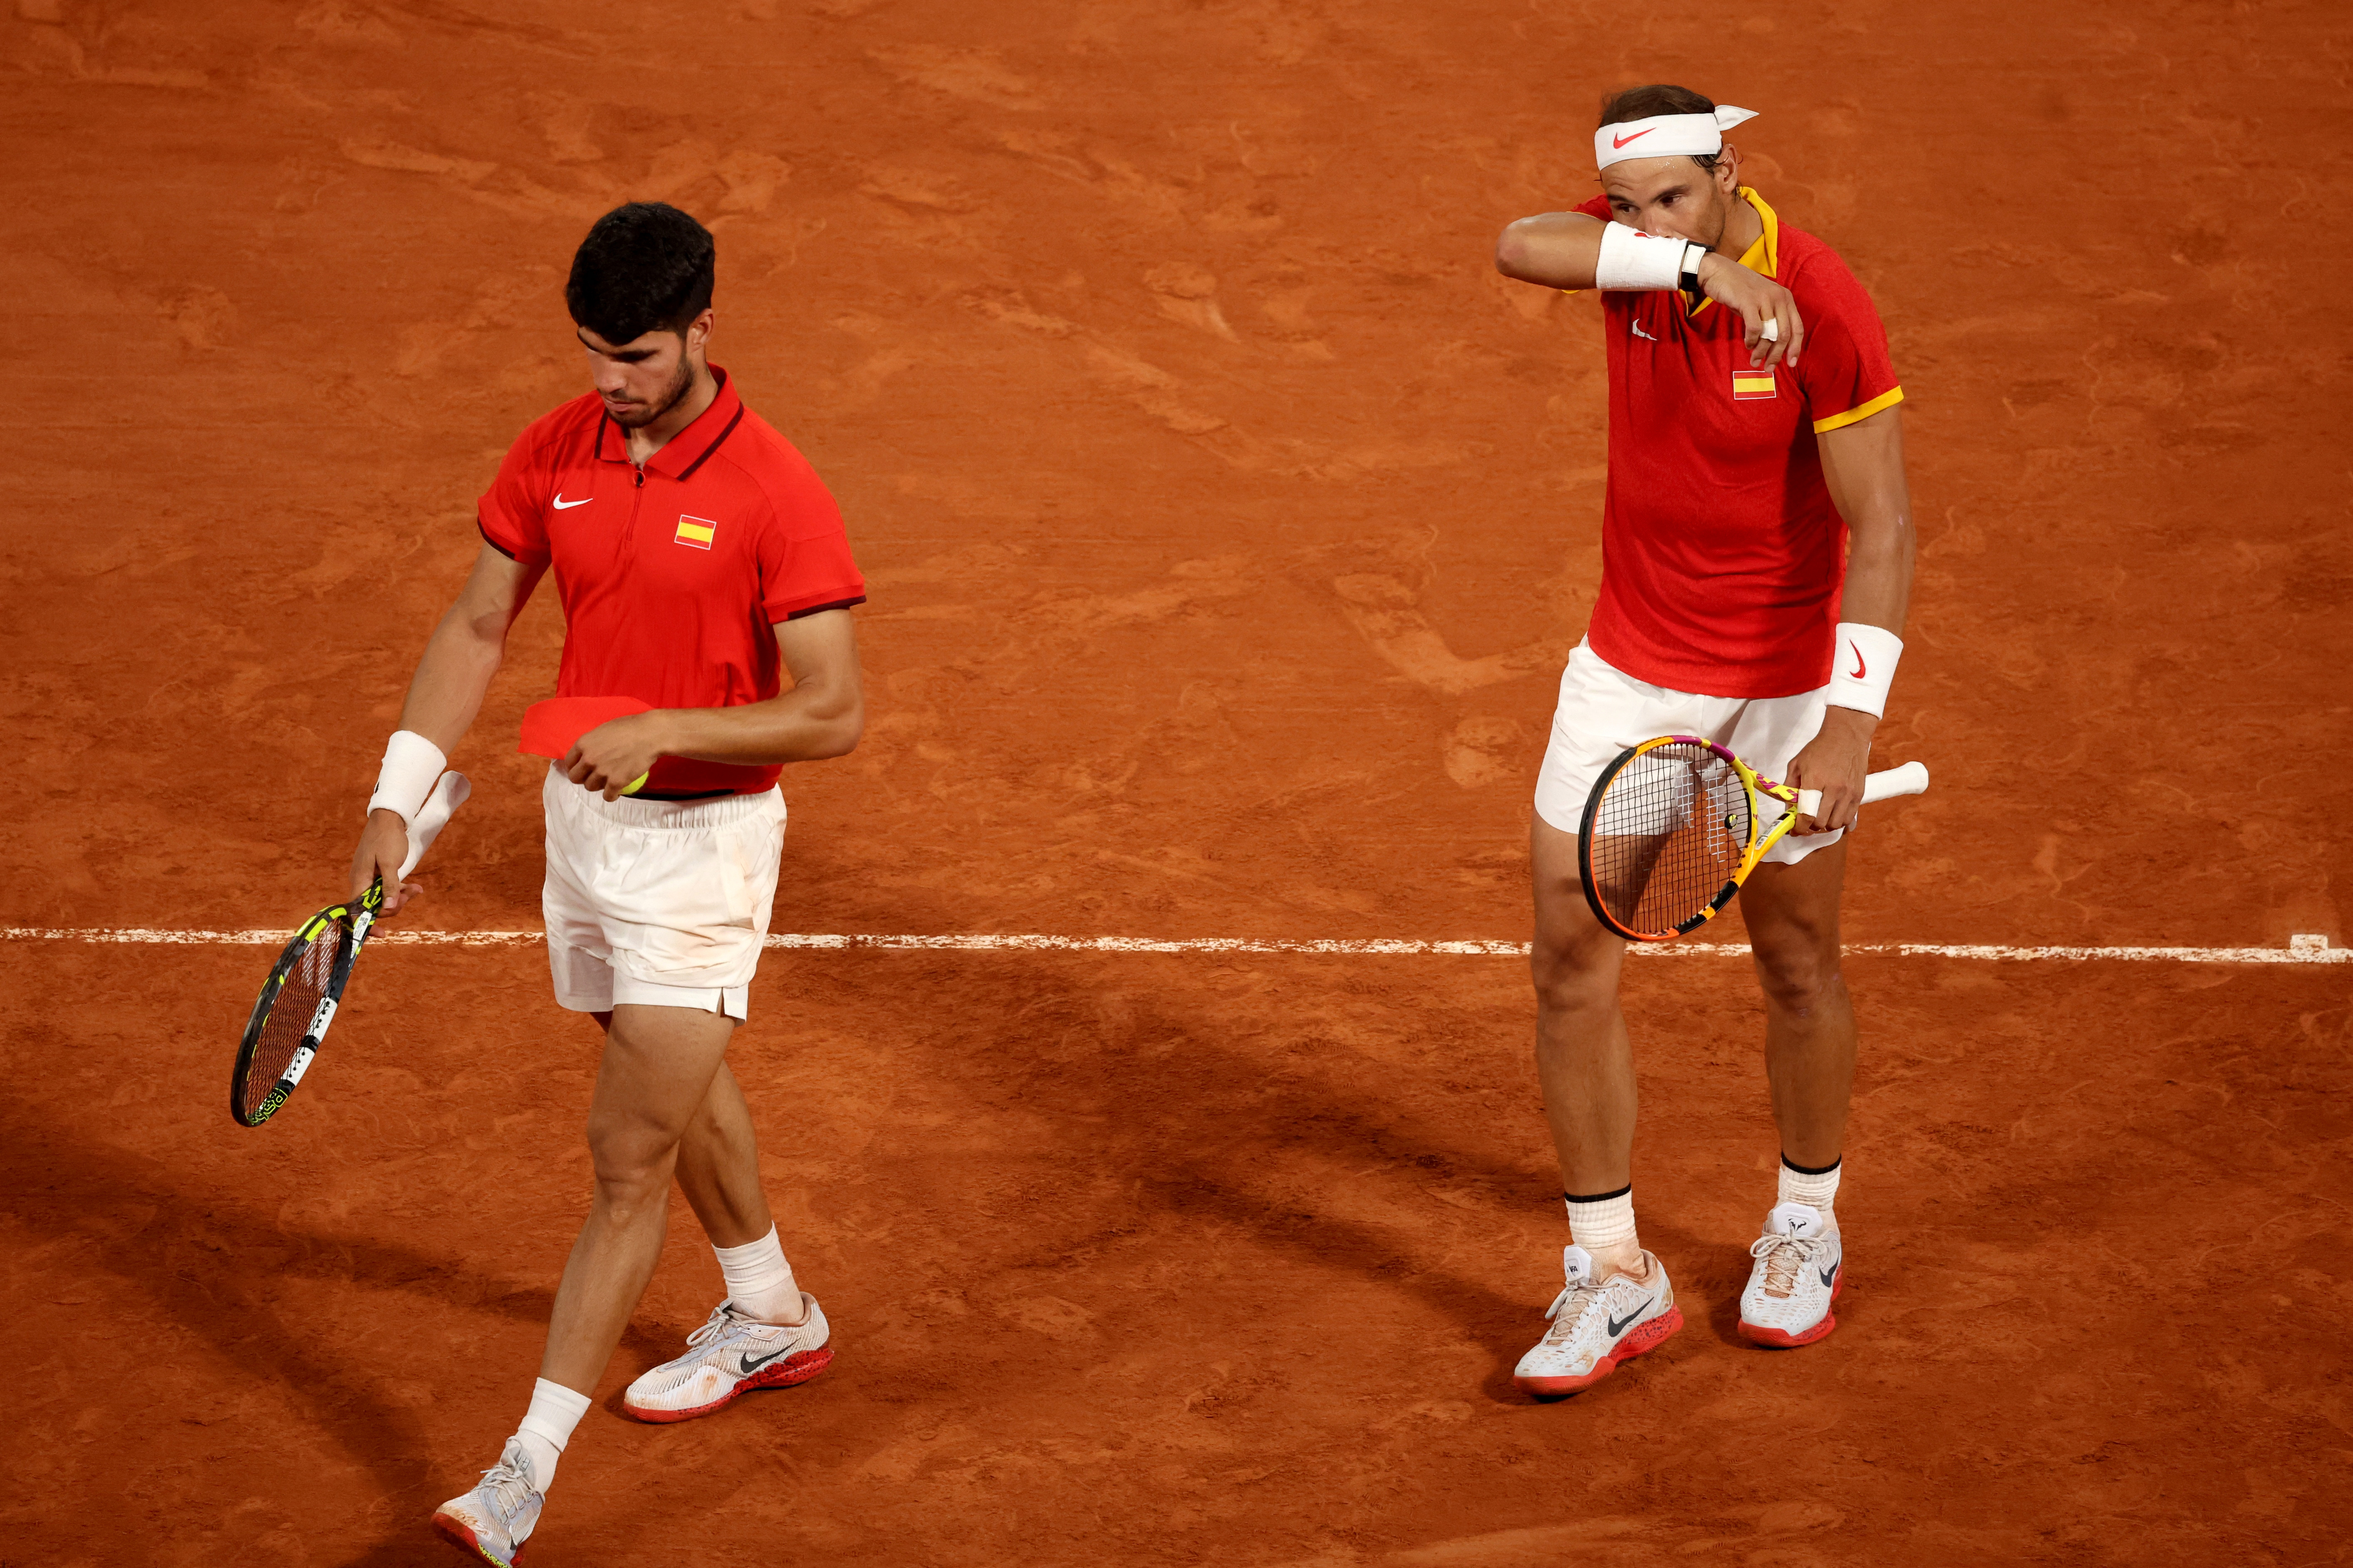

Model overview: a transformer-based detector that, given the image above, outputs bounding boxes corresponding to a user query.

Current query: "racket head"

[229,881,381,1128]
[1578,737,1759,941]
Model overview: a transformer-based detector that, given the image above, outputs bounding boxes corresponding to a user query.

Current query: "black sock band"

[1780,1154,1843,1177]
[1564,1182,1633,1203]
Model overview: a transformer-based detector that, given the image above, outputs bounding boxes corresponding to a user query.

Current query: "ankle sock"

[1778,1154,1842,1218]
[1564,1183,1638,1256]
[512,1377,591,1492]
[713,1225,800,1323]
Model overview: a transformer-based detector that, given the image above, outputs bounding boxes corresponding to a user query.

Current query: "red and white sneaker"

[1739,1203,1843,1347]
[622,1294,832,1422]
[1512,1245,1683,1398]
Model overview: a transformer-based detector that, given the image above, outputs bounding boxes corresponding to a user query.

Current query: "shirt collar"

[1689,187,1779,319]
[593,365,745,479]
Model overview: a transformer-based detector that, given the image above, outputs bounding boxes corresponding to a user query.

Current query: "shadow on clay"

[0,1103,680,1550]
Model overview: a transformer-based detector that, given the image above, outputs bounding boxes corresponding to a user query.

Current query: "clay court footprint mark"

[1330,574,1573,695]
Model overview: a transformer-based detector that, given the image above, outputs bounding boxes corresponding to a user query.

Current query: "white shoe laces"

[683,1302,746,1352]
[1749,1232,1824,1298]
[1542,1276,1619,1341]
[476,1451,537,1518]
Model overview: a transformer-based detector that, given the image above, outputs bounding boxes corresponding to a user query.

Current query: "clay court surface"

[4,0,2349,1563]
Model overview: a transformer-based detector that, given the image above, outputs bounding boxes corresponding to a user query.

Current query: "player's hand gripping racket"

[521,695,652,795]
[1578,736,1929,942]
[229,771,468,1128]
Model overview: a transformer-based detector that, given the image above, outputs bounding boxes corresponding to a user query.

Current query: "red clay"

[3,0,2350,1565]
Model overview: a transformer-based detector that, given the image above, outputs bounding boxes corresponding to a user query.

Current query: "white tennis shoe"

[1513,1244,1684,1397]
[623,1293,833,1422]
[430,1440,542,1566]
[1739,1201,1844,1347]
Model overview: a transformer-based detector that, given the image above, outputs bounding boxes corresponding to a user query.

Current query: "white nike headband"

[1595,105,1758,170]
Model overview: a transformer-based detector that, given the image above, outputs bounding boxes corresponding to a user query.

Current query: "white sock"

[1778,1156,1842,1220]
[512,1377,591,1493]
[713,1225,801,1323]
[1565,1184,1638,1257]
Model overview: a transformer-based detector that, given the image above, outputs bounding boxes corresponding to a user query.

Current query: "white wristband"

[366,730,447,826]
[1594,222,1687,291]
[1826,623,1903,719]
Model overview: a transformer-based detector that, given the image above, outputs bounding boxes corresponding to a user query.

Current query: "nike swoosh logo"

[735,1345,794,1378]
[1848,644,1867,678]
[1820,1263,1840,1288]
[1606,1298,1654,1338]
[1611,129,1655,150]
[1632,322,1658,341]
[552,494,592,509]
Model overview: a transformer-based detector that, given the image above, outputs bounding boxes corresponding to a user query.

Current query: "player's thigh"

[1531,809,1627,1006]
[586,1004,741,1170]
[1739,839,1848,1003]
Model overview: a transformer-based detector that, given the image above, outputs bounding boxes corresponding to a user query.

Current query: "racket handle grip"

[1791,761,1929,821]
[1861,759,1930,804]
[397,770,472,881]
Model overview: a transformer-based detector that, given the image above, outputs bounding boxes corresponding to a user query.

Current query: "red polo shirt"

[1572,188,1902,697]
[477,367,865,795]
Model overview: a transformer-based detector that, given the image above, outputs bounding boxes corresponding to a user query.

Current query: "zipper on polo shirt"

[618,461,646,573]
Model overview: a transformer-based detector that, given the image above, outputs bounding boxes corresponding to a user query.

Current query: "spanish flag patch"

[1731,368,1777,401]
[674,515,716,550]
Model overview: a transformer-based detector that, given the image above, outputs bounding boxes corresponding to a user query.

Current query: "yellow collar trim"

[1689,187,1779,318]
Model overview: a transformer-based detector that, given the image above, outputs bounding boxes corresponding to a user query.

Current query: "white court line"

[0,928,2343,963]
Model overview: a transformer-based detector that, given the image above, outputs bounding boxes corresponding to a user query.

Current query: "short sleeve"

[754,469,866,623]
[1791,256,1903,434]
[477,429,552,564]
[1573,194,1612,221]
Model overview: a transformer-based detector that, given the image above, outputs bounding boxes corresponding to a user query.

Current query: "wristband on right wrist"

[366,730,447,826]
[1826,623,1903,718]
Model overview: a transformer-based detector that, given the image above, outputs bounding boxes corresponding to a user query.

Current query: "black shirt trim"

[477,517,518,561]
[675,400,745,482]
[784,595,865,621]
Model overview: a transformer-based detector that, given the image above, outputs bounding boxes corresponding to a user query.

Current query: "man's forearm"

[1838,523,1914,635]
[394,608,507,755]
[654,686,862,767]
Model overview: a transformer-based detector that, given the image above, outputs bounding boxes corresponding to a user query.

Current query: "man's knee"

[1531,923,1623,1014]
[586,1114,682,1207]
[1752,936,1844,1016]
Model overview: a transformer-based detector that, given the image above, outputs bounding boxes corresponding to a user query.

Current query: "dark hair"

[566,202,715,344]
[1599,84,1724,174]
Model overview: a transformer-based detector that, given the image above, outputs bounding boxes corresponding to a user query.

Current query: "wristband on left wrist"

[1826,622,1902,719]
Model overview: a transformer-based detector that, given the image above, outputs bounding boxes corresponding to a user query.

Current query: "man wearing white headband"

[1491,84,1915,1396]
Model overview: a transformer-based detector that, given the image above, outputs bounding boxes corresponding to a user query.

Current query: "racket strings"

[240,923,345,1117]
[1588,744,1751,936]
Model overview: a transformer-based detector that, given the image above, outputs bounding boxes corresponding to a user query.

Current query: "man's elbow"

[1494,223,1536,280]
[812,699,863,760]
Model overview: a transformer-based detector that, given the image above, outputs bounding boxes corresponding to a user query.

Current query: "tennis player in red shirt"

[1491,85,1917,1396]
[343,203,865,1562]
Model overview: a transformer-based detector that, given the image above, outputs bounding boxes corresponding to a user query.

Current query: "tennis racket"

[229,770,470,1128]
[1579,736,1929,942]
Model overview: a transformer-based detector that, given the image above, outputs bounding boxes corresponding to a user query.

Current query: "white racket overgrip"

[1791,760,1930,822]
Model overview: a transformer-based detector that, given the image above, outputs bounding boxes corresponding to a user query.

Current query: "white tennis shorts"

[1532,641,1844,865]
[541,765,788,1020]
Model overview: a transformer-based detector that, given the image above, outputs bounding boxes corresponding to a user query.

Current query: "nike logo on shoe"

[735,1345,795,1378]
[1607,1298,1654,1338]
[1820,1263,1840,1288]
[552,493,592,509]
